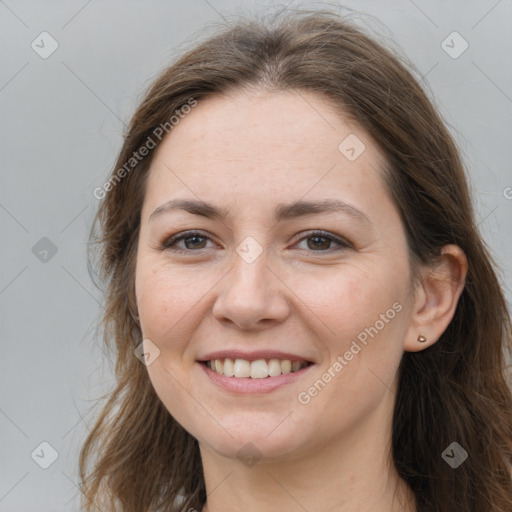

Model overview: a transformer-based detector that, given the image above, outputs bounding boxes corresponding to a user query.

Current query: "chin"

[196,420,306,463]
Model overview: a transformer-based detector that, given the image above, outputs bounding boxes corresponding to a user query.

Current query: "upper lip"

[199,350,314,363]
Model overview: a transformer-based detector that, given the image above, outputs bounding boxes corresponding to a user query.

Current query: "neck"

[199,394,416,512]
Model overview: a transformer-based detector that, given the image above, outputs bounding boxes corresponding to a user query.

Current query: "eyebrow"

[148,198,372,225]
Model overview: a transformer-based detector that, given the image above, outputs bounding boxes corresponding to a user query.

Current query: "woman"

[79,9,512,512]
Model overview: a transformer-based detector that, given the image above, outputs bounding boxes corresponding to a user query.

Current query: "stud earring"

[417,335,427,343]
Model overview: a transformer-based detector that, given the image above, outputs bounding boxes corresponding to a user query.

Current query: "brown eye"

[295,231,351,252]
[162,231,214,252]
[161,230,350,254]
[181,235,207,250]
[306,235,332,250]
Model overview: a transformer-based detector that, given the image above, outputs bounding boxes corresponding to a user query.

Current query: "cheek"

[135,260,202,351]
[301,256,409,341]
[135,261,208,428]
[297,259,409,396]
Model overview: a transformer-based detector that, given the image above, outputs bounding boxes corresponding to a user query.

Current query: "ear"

[404,244,468,352]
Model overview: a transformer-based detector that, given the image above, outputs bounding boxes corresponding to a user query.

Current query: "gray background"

[1,0,511,510]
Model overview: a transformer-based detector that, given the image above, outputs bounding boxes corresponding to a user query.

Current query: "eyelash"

[160,230,352,254]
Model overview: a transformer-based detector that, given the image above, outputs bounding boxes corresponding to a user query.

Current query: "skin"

[135,88,467,512]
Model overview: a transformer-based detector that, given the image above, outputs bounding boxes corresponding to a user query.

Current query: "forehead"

[153,89,380,164]
[143,89,393,221]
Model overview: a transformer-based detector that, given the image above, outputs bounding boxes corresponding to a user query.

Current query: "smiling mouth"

[204,358,312,378]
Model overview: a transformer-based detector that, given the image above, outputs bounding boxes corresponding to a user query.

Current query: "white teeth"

[214,359,224,373]
[291,360,302,372]
[223,358,234,377]
[250,359,268,379]
[281,360,292,374]
[268,359,282,377]
[233,359,251,378]
[207,358,308,378]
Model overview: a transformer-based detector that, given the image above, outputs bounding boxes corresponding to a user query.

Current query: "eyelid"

[161,230,216,250]
[292,229,352,249]
[160,229,352,253]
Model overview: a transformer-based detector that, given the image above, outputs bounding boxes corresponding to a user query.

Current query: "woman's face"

[135,89,418,461]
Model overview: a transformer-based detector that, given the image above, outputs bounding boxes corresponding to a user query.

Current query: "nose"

[212,247,291,331]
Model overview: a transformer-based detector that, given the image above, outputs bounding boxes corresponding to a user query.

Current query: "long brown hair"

[79,9,512,512]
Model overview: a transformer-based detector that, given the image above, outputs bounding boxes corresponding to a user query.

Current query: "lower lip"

[199,362,314,394]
